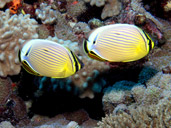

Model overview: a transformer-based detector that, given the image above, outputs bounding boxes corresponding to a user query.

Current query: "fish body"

[83,24,154,62]
[19,39,84,78]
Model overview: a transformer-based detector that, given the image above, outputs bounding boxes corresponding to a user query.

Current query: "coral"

[0,9,38,77]
[0,93,29,126]
[55,21,90,42]
[86,0,106,7]
[66,1,87,18]
[101,0,122,19]
[102,81,137,114]
[0,121,15,128]
[146,71,171,90]
[84,0,122,19]
[132,85,162,105]
[164,0,171,12]
[23,109,97,127]
[0,77,12,105]
[0,0,12,8]
[88,18,104,29]
[130,0,163,31]
[97,97,171,128]
[35,3,59,24]
[145,53,171,71]
[102,67,171,114]
[72,22,91,35]
[37,25,50,39]
[162,65,171,74]
[55,24,78,42]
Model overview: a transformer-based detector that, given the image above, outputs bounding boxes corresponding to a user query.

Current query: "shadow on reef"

[12,64,158,122]
[142,0,171,21]
[17,68,105,120]
[77,3,103,23]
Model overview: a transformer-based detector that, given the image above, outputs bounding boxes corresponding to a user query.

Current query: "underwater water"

[0,0,171,127]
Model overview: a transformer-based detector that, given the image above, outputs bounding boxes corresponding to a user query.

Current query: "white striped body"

[84,24,154,62]
[20,39,83,78]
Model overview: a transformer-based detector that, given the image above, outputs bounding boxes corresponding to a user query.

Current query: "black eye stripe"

[93,34,98,44]
[25,46,32,56]
[143,30,153,51]
[83,39,89,54]
[18,50,21,62]
[149,39,152,51]
[70,51,79,72]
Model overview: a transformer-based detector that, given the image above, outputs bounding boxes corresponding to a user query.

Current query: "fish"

[19,39,84,78]
[83,24,154,62]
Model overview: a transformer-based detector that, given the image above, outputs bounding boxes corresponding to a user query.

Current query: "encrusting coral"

[0,0,12,8]
[0,77,12,105]
[19,109,97,128]
[84,0,122,19]
[0,9,38,77]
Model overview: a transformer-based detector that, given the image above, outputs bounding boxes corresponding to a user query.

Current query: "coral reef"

[84,0,122,19]
[66,1,87,18]
[19,109,97,128]
[88,18,104,29]
[0,77,12,104]
[0,9,38,77]
[98,69,171,127]
[0,77,29,126]
[0,121,15,128]
[97,97,171,128]
[35,3,59,24]
[164,0,171,12]
[0,0,12,8]
[0,0,171,127]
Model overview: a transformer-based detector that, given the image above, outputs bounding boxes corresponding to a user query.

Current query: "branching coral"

[35,3,89,42]
[102,81,138,114]
[97,97,171,128]
[99,68,171,127]
[0,0,12,8]
[0,9,38,77]
[35,3,59,24]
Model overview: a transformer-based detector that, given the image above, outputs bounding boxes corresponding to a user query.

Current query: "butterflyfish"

[19,39,84,78]
[83,24,154,62]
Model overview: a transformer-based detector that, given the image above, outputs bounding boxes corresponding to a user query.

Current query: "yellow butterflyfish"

[83,24,154,62]
[19,39,84,78]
